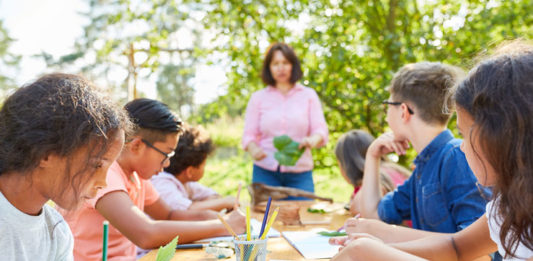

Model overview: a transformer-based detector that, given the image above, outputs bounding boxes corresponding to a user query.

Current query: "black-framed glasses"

[141,139,175,165]
[382,100,414,115]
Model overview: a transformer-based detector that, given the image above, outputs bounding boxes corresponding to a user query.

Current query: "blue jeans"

[252,165,314,200]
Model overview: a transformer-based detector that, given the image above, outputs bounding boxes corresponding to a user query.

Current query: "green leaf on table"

[155,235,179,261]
[273,135,304,166]
[317,231,347,237]
[307,207,327,214]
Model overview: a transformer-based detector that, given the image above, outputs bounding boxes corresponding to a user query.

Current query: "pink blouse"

[242,84,328,173]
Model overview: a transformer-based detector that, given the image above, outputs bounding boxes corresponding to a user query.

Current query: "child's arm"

[344,218,443,244]
[333,216,495,261]
[358,132,409,219]
[144,198,218,221]
[95,191,245,248]
[188,196,237,212]
[390,216,496,261]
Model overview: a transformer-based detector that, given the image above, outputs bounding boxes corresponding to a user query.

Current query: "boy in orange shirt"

[63,98,245,261]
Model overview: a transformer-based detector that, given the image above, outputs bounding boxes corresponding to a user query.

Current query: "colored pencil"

[246,206,251,241]
[217,214,238,238]
[102,220,109,261]
[258,197,272,238]
[260,207,279,240]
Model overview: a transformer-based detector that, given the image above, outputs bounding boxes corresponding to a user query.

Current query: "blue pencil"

[259,197,272,238]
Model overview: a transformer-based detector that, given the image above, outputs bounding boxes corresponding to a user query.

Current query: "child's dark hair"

[454,41,533,258]
[164,124,215,175]
[0,73,131,195]
[261,42,303,86]
[124,98,182,142]
[389,62,464,125]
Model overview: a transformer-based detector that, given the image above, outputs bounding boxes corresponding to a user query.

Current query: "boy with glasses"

[346,62,491,247]
[63,98,245,261]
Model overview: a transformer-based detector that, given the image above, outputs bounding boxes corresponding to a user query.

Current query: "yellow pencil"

[246,206,251,241]
[260,207,279,240]
[249,207,279,260]
[216,214,238,238]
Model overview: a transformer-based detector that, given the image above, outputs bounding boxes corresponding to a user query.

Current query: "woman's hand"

[246,142,267,161]
[299,134,323,149]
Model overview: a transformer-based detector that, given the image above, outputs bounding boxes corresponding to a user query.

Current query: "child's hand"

[329,233,383,249]
[367,132,409,158]
[225,208,246,235]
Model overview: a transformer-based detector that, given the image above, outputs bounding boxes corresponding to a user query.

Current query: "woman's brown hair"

[261,42,303,86]
[454,41,533,258]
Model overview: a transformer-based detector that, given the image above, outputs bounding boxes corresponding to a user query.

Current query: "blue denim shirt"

[377,130,492,233]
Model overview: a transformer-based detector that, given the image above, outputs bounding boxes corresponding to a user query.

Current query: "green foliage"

[155,235,179,261]
[202,0,533,168]
[0,20,21,96]
[273,135,305,166]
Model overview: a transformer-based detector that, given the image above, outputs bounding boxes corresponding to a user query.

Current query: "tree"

[0,20,21,97]
[201,0,533,167]
[42,0,204,104]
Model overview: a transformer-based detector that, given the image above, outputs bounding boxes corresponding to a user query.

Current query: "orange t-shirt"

[63,161,159,261]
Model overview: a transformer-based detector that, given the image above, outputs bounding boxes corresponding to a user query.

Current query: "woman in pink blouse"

[242,42,329,199]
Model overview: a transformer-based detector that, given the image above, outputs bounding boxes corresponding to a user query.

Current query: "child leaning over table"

[151,124,238,212]
[62,98,245,261]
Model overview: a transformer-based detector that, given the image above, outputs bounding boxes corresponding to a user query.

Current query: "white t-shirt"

[151,171,218,210]
[0,191,74,261]
[487,199,533,260]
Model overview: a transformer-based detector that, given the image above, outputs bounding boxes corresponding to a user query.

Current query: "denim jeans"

[252,164,314,200]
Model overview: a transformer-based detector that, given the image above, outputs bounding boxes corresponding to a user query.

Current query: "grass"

[197,117,353,204]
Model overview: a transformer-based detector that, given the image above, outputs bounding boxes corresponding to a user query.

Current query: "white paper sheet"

[282,229,341,259]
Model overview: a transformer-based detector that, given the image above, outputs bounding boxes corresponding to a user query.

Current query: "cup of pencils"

[234,235,267,261]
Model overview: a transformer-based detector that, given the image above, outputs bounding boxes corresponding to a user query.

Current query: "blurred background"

[0,0,531,202]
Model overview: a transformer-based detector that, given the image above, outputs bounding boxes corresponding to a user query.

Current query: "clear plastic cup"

[233,236,268,261]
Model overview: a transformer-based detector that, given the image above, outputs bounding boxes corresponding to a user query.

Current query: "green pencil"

[102,220,109,261]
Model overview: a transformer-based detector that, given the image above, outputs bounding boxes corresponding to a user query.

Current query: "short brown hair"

[261,43,303,86]
[164,124,215,175]
[389,62,464,125]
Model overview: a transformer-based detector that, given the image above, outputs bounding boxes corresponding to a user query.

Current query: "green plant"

[155,235,179,261]
[273,135,305,166]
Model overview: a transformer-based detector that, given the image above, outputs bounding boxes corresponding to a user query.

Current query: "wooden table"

[139,201,351,260]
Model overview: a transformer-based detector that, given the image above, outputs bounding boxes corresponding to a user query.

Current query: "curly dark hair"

[454,41,533,258]
[0,73,132,198]
[164,124,215,176]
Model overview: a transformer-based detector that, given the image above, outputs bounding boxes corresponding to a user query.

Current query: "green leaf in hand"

[155,235,179,261]
[273,135,305,166]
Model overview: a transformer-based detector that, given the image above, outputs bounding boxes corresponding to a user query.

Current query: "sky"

[0,0,225,104]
